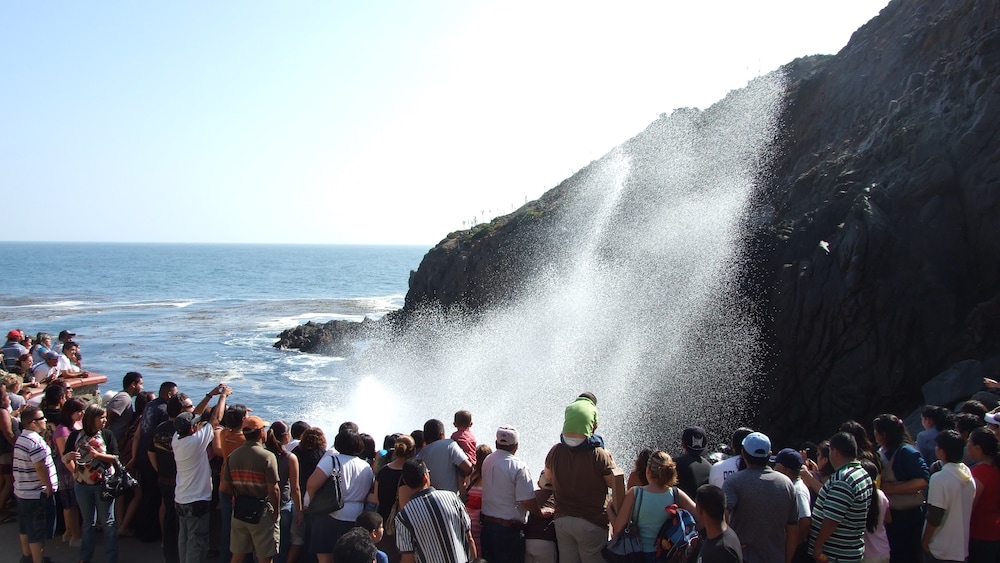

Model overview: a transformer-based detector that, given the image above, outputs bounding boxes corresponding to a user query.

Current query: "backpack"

[654,498,699,562]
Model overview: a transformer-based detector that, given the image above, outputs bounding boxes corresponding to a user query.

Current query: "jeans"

[481,520,525,563]
[161,484,180,563]
[275,501,293,563]
[76,481,118,563]
[177,500,211,563]
[219,492,234,563]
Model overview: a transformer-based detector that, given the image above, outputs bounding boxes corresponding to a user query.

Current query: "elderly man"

[480,425,548,563]
[808,432,874,563]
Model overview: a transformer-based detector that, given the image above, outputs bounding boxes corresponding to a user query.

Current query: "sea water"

[0,242,425,429]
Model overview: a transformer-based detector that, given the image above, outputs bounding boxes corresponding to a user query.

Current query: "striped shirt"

[395,487,472,563]
[224,441,278,500]
[13,430,57,500]
[809,460,874,560]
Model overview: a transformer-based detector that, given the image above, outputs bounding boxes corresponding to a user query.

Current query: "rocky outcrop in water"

[280,0,1000,444]
[274,318,377,356]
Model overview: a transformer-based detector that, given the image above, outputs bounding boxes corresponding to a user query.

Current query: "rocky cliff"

[397,0,1000,441]
[279,0,1000,443]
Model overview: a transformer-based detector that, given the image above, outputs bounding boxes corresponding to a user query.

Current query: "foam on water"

[305,73,787,470]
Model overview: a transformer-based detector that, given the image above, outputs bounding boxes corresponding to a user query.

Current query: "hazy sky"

[2,1,888,245]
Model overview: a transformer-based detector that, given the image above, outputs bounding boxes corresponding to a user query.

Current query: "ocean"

[0,242,426,434]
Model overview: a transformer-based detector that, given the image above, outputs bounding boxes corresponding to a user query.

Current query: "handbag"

[100,458,138,501]
[309,454,345,514]
[602,487,644,563]
[233,494,268,524]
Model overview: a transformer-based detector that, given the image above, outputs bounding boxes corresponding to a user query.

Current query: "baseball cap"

[58,330,76,340]
[742,432,771,459]
[43,351,60,360]
[496,425,519,446]
[174,412,196,436]
[772,448,803,472]
[6,330,23,340]
[682,426,707,452]
[242,416,267,431]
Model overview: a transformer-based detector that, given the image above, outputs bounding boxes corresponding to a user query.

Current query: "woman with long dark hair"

[53,398,86,546]
[289,426,327,563]
[305,427,374,563]
[872,413,928,563]
[63,404,120,563]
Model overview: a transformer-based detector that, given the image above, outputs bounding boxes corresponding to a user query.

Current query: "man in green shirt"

[808,432,874,562]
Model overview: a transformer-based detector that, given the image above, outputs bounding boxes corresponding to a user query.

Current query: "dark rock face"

[397,0,1000,442]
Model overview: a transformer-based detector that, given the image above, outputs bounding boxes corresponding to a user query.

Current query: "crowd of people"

[2,327,1000,563]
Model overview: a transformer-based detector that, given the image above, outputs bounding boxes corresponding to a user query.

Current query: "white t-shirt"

[56,355,81,374]
[926,462,976,561]
[172,422,216,505]
[481,449,535,522]
[708,456,741,488]
[792,477,812,519]
[284,438,300,455]
[309,452,373,522]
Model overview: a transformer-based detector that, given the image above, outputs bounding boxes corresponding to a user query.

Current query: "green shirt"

[562,397,598,436]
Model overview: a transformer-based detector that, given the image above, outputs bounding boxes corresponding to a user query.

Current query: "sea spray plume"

[309,71,787,469]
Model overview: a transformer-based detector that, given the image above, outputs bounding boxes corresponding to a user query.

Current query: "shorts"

[0,452,12,475]
[230,507,279,558]
[57,485,78,509]
[16,494,56,543]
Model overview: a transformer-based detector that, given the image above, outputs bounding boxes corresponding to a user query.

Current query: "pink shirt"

[863,489,891,558]
[451,427,477,465]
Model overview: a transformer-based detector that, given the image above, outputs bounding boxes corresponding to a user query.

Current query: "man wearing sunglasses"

[13,405,58,563]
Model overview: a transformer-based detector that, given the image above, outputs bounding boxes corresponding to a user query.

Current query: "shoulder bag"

[101,457,139,501]
[309,453,345,514]
[602,486,644,563]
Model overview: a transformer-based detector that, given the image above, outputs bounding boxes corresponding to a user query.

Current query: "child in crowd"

[451,409,478,466]
[357,511,390,563]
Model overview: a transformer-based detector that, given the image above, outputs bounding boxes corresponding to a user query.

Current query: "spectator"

[356,511,390,563]
[305,427,375,563]
[451,410,478,466]
[860,459,891,563]
[106,371,144,446]
[373,433,414,563]
[63,404,121,563]
[873,413,928,563]
[544,416,618,563]
[709,427,753,488]
[693,484,743,563]
[3,330,27,371]
[265,420,302,563]
[52,397,86,547]
[807,432,874,562]
[29,332,51,365]
[771,449,810,561]
[415,419,471,494]
[0,387,19,524]
[173,384,229,563]
[561,392,601,448]
[917,406,954,466]
[626,448,652,488]
[967,427,1000,563]
[394,458,476,563]
[480,425,547,563]
[675,426,713,498]
[52,329,75,355]
[285,420,309,454]
[722,432,798,563]
[524,472,557,563]
[290,426,327,563]
[224,415,280,563]
[921,430,976,562]
[607,450,696,561]
[466,443,491,556]
[13,405,57,563]
[334,526,379,563]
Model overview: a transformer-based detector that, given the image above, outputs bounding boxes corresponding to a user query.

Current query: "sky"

[1,1,889,245]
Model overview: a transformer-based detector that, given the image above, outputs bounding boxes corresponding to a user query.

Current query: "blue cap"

[742,432,771,459]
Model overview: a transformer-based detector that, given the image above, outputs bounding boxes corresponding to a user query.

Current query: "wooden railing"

[26,372,109,400]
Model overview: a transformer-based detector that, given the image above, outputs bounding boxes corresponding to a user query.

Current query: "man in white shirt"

[708,427,753,488]
[922,429,976,562]
[172,385,230,563]
[480,425,548,563]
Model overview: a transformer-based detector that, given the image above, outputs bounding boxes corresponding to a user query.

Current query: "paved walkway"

[0,519,162,562]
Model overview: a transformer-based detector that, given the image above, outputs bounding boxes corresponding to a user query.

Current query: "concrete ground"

[0,519,161,562]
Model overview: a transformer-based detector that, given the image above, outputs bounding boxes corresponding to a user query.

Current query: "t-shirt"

[450,428,477,465]
[2,342,27,370]
[545,443,616,527]
[864,489,891,558]
[224,441,279,501]
[14,430,57,499]
[173,422,216,505]
[708,456,741,488]
[971,462,1000,541]
[562,397,598,436]
[926,462,976,561]
[416,439,468,493]
[722,465,797,563]
[695,527,743,563]
[375,465,403,520]
[675,451,712,498]
[792,478,812,520]
[311,452,374,522]
[150,419,178,486]
[138,398,169,455]
[807,460,873,560]
[105,391,135,444]
[480,449,535,522]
